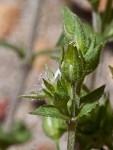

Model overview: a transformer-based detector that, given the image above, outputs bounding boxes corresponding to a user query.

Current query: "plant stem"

[67,84,77,150]
[72,84,76,117]
[67,121,76,150]
[55,139,60,150]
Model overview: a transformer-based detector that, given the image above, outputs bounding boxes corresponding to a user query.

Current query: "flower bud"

[61,43,85,84]
[42,117,67,141]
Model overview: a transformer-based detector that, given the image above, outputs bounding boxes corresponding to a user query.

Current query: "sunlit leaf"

[43,78,55,93]
[31,105,71,120]
[78,102,98,118]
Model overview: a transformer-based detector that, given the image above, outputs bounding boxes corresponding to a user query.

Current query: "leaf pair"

[30,84,105,121]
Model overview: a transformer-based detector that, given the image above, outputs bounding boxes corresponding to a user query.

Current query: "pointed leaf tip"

[78,102,98,118]
[80,85,105,104]
[30,105,71,120]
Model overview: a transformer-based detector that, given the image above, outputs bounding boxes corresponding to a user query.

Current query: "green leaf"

[42,117,67,140]
[43,78,55,93]
[88,35,96,51]
[30,105,71,120]
[83,23,104,45]
[60,76,68,89]
[109,65,113,77]
[57,80,68,94]
[80,85,105,104]
[61,44,85,84]
[83,23,94,35]
[85,42,103,74]
[61,60,70,82]
[43,89,53,99]
[72,46,85,83]
[0,40,25,59]
[20,93,47,100]
[78,102,98,118]
[62,7,75,40]
[62,7,87,54]
[73,15,87,54]
[76,77,85,96]
[65,44,73,64]
[54,92,69,110]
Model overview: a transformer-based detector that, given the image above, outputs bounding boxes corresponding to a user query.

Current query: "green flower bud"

[42,117,67,141]
[61,43,85,84]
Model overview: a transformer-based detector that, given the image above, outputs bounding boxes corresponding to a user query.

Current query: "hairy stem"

[67,84,77,150]
[72,84,76,117]
[67,121,76,150]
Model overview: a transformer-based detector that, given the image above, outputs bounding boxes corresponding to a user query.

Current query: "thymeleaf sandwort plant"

[22,7,107,150]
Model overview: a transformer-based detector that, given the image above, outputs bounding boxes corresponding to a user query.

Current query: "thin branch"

[3,0,44,132]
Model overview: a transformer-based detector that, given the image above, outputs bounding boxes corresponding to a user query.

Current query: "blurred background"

[0,0,113,149]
